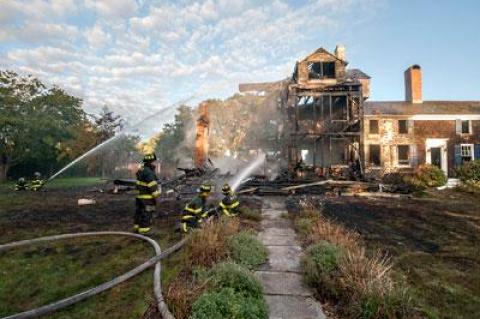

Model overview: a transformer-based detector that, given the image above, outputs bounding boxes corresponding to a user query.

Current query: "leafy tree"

[0,71,85,182]
[155,105,194,176]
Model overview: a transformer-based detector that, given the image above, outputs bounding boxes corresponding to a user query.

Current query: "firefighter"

[181,183,212,233]
[134,153,160,234]
[30,172,44,191]
[218,183,240,217]
[15,177,28,191]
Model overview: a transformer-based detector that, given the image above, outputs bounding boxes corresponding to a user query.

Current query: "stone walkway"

[256,197,326,319]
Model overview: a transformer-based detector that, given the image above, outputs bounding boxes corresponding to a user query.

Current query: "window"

[397,145,410,165]
[369,145,381,166]
[461,144,474,163]
[398,120,408,134]
[462,120,471,134]
[369,120,379,134]
[331,96,347,120]
[308,62,336,79]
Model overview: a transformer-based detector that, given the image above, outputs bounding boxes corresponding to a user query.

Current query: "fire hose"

[0,232,188,319]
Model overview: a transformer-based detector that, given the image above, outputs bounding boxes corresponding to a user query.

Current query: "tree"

[0,71,85,182]
[155,105,194,176]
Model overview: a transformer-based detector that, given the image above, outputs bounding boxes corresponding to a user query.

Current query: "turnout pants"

[135,198,155,232]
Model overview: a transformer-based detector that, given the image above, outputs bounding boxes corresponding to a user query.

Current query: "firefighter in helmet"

[134,153,160,234]
[30,172,44,191]
[15,177,28,191]
[181,183,212,233]
[218,183,240,217]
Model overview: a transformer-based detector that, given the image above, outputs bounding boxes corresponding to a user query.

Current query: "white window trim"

[460,144,475,160]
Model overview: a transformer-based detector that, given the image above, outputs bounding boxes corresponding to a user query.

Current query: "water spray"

[45,96,195,184]
[230,153,266,192]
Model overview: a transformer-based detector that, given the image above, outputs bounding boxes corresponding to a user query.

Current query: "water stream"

[48,96,194,182]
[230,153,266,191]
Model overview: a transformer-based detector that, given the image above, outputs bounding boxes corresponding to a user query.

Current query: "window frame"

[369,119,379,134]
[460,144,474,162]
[397,145,410,166]
[398,120,408,134]
[461,120,471,134]
[369,144,381,166]
[307,61,336,80]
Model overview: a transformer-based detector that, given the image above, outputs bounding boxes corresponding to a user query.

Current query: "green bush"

[295,217,313,238]
[412,164,447,187]
[239,207,262,221]
[301,241,344,298]
[455,160,480,183]
[227,231,267,268]
[190,263,268,319]
[355,289,414,319]
[190,287,268,319]
[208,262,264,299]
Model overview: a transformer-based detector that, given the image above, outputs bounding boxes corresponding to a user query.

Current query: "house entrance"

[431,147,442,168]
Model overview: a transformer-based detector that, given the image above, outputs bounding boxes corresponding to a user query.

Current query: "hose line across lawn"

[0,231,188,319]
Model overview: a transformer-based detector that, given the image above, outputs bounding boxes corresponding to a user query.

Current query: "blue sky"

[1,0,479,121]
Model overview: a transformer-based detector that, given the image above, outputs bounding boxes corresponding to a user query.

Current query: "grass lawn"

[0,177,105,208]
[0,183,184,319]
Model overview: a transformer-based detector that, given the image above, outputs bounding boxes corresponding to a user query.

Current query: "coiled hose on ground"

[0,231,188,319]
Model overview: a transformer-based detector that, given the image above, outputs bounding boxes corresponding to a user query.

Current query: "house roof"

[364,101,480,115]
[346,69,370,80]
[300,47,347,64]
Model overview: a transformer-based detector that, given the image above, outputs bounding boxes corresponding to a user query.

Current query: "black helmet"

[221,183,232,195]
[198,183,212,193]
[143,153,157,163]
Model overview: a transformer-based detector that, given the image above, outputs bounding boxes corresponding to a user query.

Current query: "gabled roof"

[364,101,480,115]
[300,47,347,64]
[346,69,370,80]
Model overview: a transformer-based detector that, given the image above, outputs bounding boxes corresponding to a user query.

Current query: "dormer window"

[308,62,335,79]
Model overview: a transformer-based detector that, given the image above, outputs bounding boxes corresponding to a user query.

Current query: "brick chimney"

[334,44,346,61]
[194,102,209,168]
[404,65,422,103]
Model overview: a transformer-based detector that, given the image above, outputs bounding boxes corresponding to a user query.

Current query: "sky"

[1,0,479,122]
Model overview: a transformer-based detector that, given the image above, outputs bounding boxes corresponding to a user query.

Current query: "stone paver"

[256,197,326,319]
[265,295,326,319]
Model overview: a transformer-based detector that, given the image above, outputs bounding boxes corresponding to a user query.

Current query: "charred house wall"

[282,47,366,176]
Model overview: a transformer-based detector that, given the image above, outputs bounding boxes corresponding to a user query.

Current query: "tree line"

[0,70,140,182]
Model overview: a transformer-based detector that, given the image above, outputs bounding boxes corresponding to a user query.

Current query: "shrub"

[184,218,239,269]
[227,231,267,268]
[239,207,262,221]
[302,241,344,298]
[191,263,268,319]
[308,216,361,251]
[208,262,264,299]
[295,217,313,239]
[412,164,447,187]
[455,160,480,183]
[190,287,268,319]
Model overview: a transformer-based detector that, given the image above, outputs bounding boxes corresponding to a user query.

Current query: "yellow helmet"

[199,183,212,193]
[143,153,157,163]
[221,183,232,195]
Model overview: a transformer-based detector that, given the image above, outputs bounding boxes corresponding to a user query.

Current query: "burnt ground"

[0,187,262,242]
[288,190,480,319]
[0,185,262,318]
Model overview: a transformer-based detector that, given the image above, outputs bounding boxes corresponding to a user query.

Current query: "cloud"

[84,0,139,19]
[0,0,378,127]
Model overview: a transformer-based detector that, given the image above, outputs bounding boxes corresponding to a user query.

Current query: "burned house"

[281,46,370,177]
[364,65,480,177]
[236,45,480,179]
